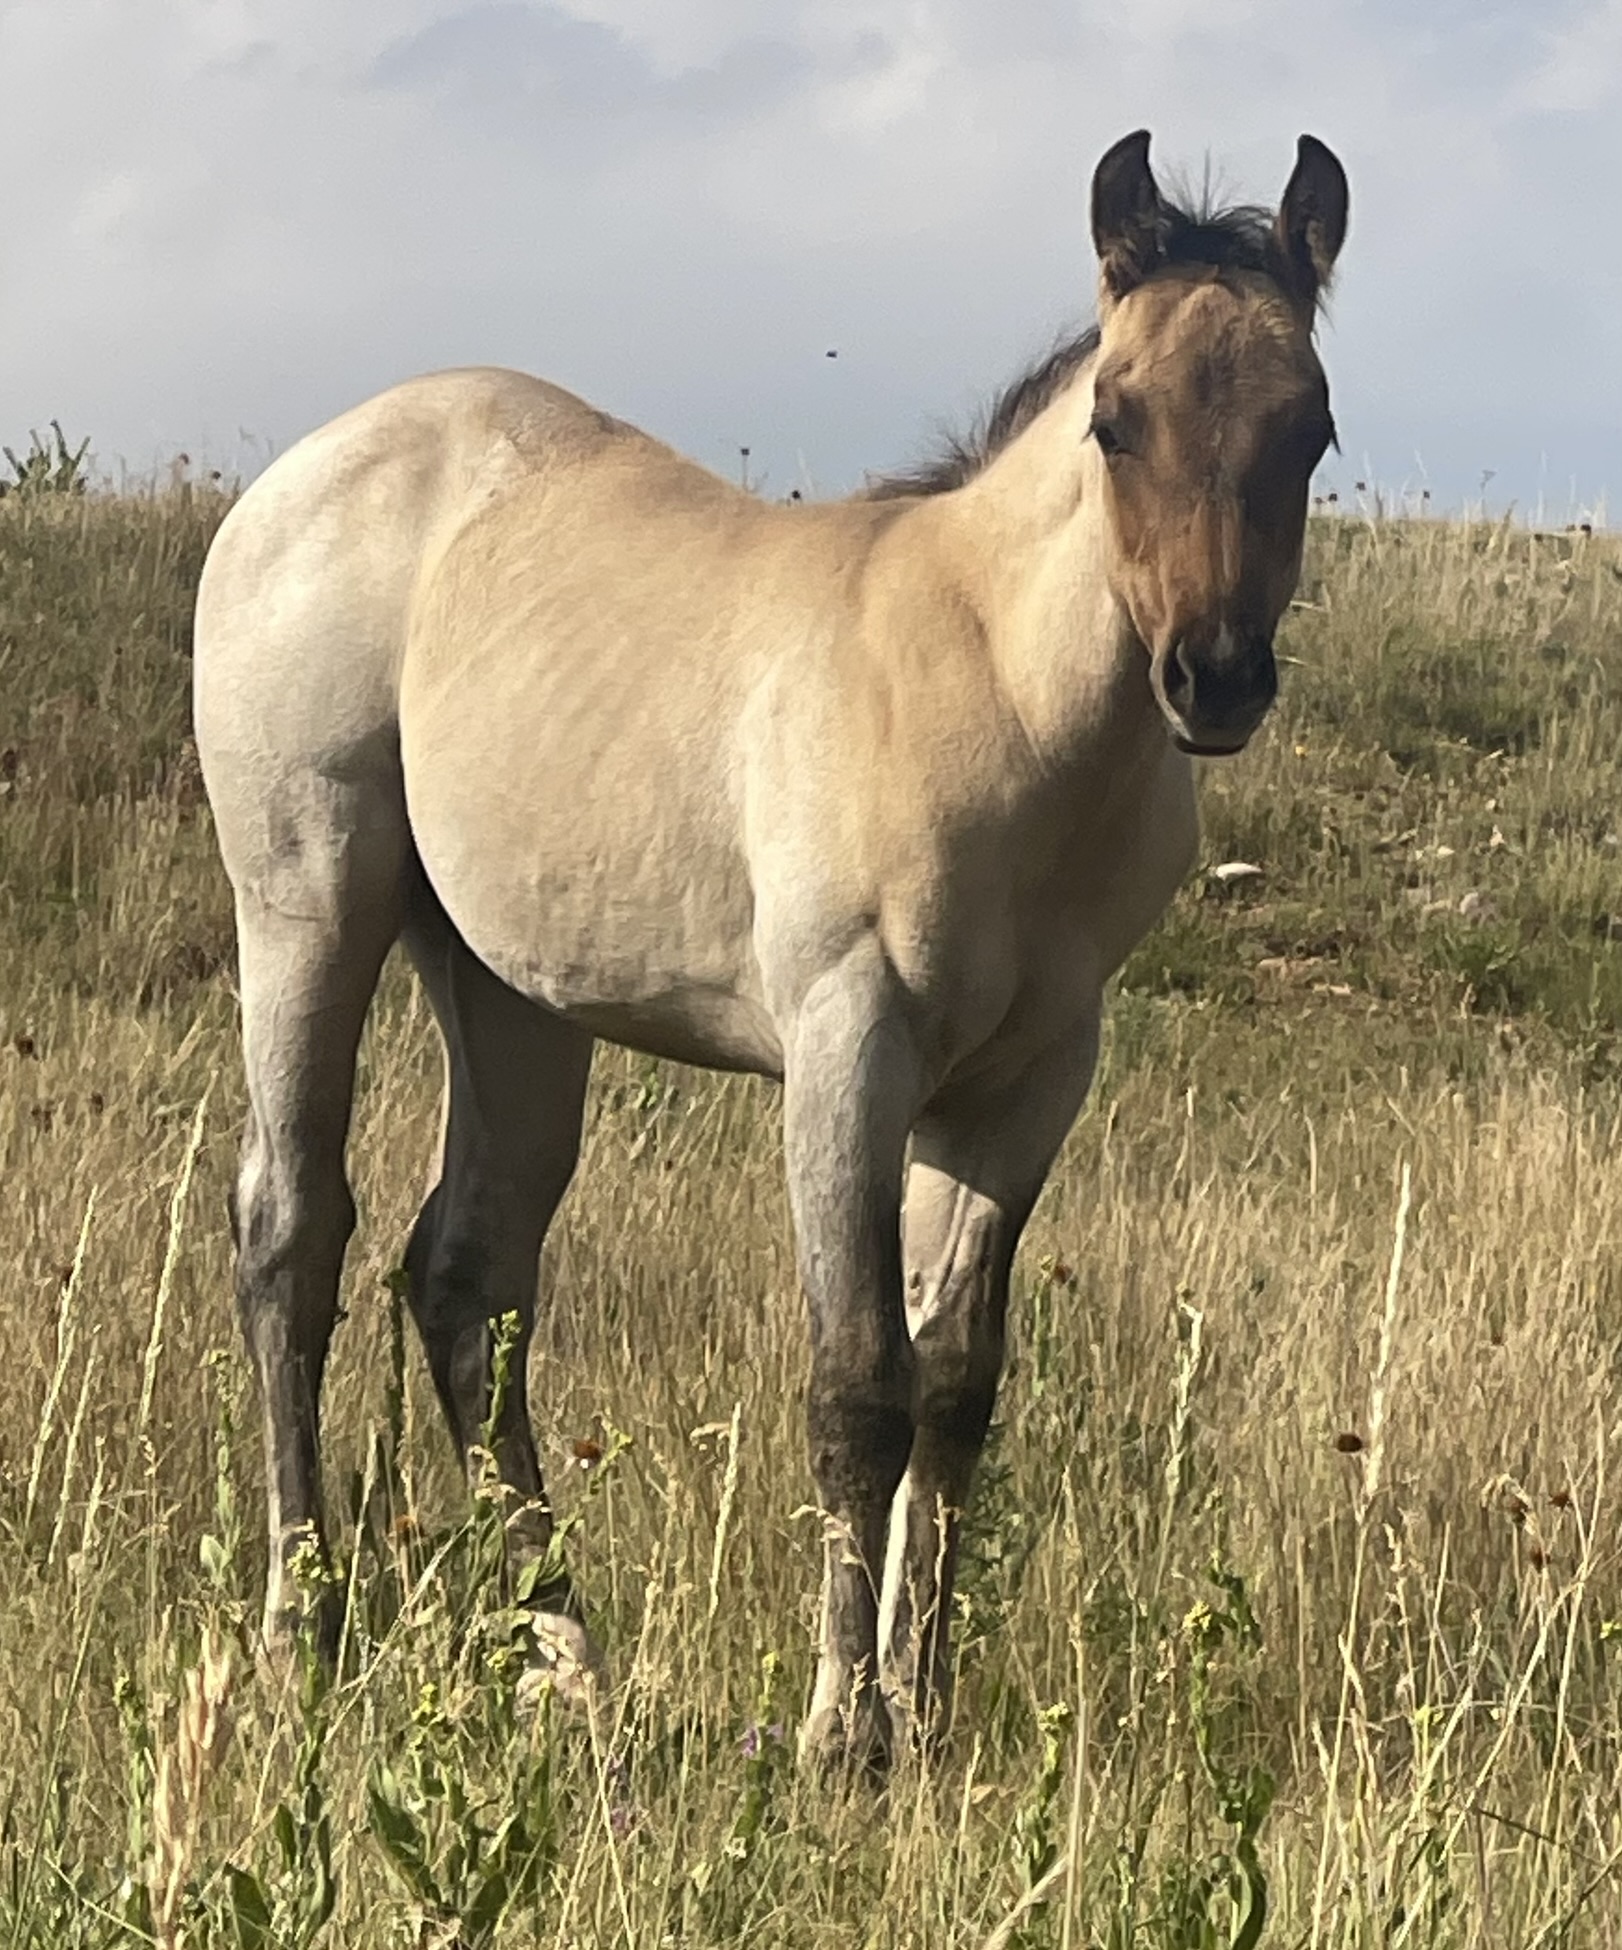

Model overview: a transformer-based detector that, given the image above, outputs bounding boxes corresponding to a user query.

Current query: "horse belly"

[408,774,781,1074]
[478,924,783,1077]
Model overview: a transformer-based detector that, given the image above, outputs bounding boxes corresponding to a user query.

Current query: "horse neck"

[946,372,1161,778]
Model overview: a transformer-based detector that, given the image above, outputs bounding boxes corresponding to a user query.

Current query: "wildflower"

[740,1722,784,1760]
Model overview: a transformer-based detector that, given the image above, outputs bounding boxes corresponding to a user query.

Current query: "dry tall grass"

[2,485,1621,1945]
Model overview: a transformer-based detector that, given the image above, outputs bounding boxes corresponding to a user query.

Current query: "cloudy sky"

[2,0,1617,518]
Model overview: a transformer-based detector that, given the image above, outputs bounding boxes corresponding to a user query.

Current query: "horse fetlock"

[881,1651,956,1763]
[799,1674,894,1779]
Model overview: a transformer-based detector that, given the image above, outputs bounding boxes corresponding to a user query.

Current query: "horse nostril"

[1156,630,1277,747]
[1162,640,1195,708]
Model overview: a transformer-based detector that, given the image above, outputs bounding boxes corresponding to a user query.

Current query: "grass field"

[2,479,1621,1946]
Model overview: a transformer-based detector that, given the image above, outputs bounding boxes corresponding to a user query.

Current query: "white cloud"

[0,0,1614,510]
[1517,0,1622,113]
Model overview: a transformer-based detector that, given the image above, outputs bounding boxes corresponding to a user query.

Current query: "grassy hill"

[2,483,1621,1945]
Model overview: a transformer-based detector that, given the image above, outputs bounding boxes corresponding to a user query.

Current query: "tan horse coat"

[195,129,1347,1766]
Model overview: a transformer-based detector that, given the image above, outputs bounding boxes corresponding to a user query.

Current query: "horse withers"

[194,129,1347,1770]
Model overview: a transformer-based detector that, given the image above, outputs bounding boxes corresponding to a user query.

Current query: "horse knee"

[808,1355,916,1509]
[232,1143,356,1336]
[403,1191,538,1452]
[404,1191,509,1338]
[911,1302,1005,1459]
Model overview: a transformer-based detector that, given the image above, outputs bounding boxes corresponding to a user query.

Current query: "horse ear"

[1275,135,1348,306]
[1090,129,1168,302]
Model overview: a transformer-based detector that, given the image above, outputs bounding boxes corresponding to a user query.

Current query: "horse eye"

[1091,415,1127,459]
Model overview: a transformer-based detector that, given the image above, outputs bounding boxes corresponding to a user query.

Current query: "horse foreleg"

[782,948,923,1774]
[880,1022,1099,1751]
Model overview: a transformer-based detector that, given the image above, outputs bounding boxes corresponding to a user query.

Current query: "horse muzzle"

[1151,628,1279,758]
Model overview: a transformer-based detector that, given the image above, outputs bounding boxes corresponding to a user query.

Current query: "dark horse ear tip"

[1295,133,1348,179]
[1091,130,1163,288]
[1112,128,1153,159]
[1095,128,1152,176]
[1093,131,1155,207]
[1281,135,1349,295]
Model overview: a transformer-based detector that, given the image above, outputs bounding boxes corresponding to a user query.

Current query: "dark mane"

[864,328,1102,501]
[864,196,1288,501]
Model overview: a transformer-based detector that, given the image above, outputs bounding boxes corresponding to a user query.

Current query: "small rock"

[1211,860,1264,885]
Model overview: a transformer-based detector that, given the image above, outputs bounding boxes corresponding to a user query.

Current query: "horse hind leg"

[400,886,604,1704]
[228,805,407,1662]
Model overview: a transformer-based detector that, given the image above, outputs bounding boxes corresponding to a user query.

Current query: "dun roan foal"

[195,129,1347,1770]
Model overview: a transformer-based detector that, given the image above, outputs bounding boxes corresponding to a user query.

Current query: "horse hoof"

[798,1694,894,1779]
[514,1613,608,1719]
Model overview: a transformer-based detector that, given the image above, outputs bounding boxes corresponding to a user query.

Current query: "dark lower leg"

[882,1180,1011,1745]
[776,950,925,1769]
[403,1164,577,1615]
[401,901,592,1625]
[236,1138,354,1659]
[881,1417,993,1740]
[805,1356,916,1766]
